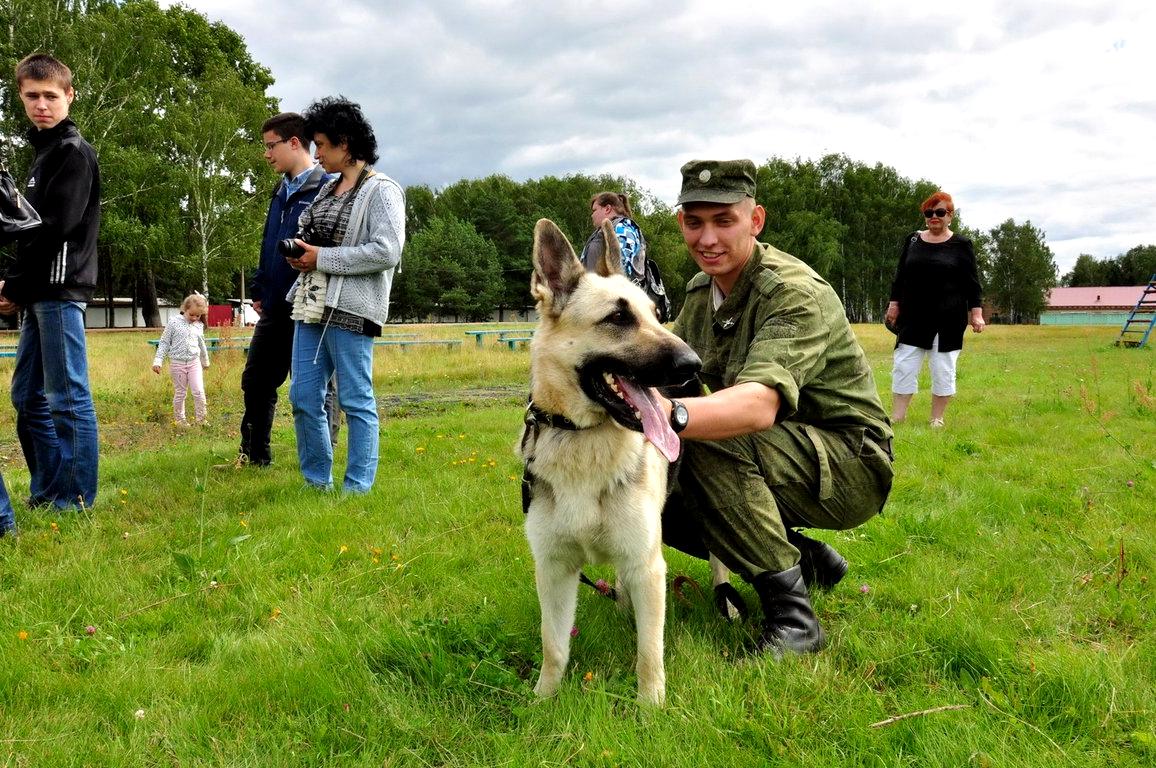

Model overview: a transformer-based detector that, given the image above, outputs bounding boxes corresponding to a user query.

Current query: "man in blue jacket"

[239,113,335,467]
[0,54,100,512]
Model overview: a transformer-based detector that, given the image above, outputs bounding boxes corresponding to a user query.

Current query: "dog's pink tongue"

[615,376,681,463]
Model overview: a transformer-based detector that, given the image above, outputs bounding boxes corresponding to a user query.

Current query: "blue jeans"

[11,301,100,509]
[0,471,14,534]
[289,321,378,493]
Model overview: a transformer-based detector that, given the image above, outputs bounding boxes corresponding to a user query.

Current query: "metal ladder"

[1116,274,1156,347]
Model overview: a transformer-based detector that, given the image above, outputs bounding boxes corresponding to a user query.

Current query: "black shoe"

[238,452,271,468]
[786,528,848,591]
[752,565,825,656]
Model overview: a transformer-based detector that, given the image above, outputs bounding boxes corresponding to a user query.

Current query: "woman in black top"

[885,191,984,427]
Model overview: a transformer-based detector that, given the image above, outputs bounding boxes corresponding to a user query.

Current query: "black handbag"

[0,168,41,239]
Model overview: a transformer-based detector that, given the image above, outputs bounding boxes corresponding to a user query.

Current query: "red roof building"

[1041,286,1147,325]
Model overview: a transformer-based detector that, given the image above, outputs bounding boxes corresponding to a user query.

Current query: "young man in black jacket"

[0,53,100,510]
[238,112,336,467]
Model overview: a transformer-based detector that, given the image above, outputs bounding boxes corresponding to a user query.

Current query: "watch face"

[671,401,689,432]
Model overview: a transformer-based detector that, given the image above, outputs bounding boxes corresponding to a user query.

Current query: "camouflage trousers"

[662,421,893,580]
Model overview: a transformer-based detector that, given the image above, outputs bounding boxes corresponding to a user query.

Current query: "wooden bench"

[207,337,251,348]
[502,336,533,350]
[148,337,251,348]
[464,329,508,347]
[375,339,463,351]
[464,329,534,347]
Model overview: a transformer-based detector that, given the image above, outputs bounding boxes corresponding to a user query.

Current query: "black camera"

[278,238,305,259]
[278,225,315,259]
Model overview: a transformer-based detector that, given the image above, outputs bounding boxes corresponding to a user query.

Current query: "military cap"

[677,159,757,206]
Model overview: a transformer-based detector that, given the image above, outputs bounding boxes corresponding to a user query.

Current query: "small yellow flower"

[119,489,128,496]
[339,545,348,554]
[17,630,29,641]
[270,607,281,620]
[372,557,380,564]
[583,671,594,682]
[415,446,426,453]
[50,521,59,532]
[239,520,248,528]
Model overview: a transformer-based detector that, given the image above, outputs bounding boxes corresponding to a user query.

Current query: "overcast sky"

[169,0,1155,275]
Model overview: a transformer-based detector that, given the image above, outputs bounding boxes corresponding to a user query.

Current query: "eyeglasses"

[923,208,950,218]
[262,138,289,151]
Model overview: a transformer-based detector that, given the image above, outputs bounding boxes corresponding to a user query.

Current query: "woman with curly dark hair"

[286,96,405,493]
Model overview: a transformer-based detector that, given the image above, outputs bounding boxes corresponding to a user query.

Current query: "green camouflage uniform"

[664,240,894,579]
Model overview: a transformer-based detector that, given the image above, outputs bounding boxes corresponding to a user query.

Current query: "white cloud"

[165,0,1156,273]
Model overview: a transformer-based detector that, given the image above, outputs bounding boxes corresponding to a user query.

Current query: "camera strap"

[315,165,371,247]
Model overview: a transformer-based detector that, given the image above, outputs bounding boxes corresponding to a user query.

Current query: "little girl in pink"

[152,293,211,426]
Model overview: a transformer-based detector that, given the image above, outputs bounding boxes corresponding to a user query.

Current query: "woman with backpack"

[581,191,671,322]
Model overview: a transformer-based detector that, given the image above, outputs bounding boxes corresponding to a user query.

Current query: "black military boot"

[785,528,848,591]
[753,565,825,656]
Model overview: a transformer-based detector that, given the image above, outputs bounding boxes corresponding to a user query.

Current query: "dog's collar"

[525,401,582,431]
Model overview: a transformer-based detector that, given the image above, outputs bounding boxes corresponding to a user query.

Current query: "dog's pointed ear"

[531,218,583,314]
[593,220,624,278]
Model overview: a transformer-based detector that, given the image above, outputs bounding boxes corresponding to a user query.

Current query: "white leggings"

[892,335,960,397]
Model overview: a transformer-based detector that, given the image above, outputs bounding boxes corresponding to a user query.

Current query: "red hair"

[920,191,954,212]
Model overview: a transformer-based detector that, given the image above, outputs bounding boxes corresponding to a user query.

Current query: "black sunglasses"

[923,207,950,218]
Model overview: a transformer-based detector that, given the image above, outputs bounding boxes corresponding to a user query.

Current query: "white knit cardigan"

[286,172,406,327]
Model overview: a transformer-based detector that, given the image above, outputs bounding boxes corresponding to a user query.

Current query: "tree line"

[5,0,1127,327]
[392,157,1063,325]
[1061,246,1156,288]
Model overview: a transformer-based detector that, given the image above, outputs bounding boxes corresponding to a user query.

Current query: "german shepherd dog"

[519,219,701,705]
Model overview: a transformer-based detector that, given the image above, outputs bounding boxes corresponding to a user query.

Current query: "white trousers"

[891,335,960,397]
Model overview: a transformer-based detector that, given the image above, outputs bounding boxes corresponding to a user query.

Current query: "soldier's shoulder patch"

[759,316,801,339]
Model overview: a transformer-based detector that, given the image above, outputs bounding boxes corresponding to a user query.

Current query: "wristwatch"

[668,399,689,434]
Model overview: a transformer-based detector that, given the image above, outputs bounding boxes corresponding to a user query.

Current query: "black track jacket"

[2,118,101,305]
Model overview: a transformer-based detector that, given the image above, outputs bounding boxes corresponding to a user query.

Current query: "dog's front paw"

[636,681,665,707]
[533,676,561,699]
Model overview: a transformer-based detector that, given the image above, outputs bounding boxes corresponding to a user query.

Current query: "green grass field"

[0,323,1152,767]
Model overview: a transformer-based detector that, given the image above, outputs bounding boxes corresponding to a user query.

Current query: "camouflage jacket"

[671,241,892,444]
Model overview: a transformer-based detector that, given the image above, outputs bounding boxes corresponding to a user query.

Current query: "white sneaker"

[930,418,945,428]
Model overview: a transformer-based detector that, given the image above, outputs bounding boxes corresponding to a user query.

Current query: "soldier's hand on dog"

[287,241,319,272]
